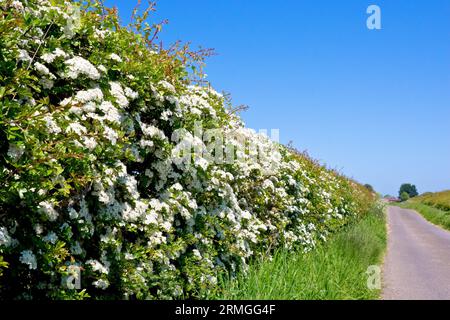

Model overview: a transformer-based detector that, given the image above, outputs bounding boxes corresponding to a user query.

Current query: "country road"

[383,206,450,300]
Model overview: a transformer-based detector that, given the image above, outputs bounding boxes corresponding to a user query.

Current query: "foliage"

[213,202,386,300]
[364,184,374,193]
[400,190,450,231]
[0,0,375,299]
[412,190,450,212]
[399,183,418,199]
[400,192,410,202]
[0,256,8,278]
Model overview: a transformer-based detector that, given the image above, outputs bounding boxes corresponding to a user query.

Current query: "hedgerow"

[0,0,375,300]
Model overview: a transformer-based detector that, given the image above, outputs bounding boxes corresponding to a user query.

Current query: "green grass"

[211,206,386,300]
[410,190,450,212]
[398,201,450,231]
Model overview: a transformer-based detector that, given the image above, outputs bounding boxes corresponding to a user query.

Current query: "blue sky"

[106,0,450,196]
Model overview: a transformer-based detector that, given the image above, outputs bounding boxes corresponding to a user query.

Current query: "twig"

[27,21,54,70]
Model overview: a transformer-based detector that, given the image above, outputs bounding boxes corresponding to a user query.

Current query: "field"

[411,191,450,212]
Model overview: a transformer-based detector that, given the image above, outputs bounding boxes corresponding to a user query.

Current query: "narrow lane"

[383,206,450,300]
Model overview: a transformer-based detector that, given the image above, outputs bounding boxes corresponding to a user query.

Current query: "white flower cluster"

[19,250,37,270]
[38,201,59,221]
[42,115,61,134]
[0,227,13,248]
[65,56,100,80]
[75,87,104,103]
[109,82,133,108]
[109,53,122,63]
[159,80,176,93]
[42,232,58,244]
[18,49,31,63]
[7,144,25,161]
[99,101,122,124]
[86,259,109,274]
[41,48,68,63]
[11,1,24,11]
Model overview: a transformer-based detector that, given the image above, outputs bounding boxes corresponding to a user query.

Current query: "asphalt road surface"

[383,206,450,300]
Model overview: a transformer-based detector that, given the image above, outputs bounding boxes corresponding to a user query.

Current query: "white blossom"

[109,82,129,107]
[241,211,252,220]
[158,80,176,93]
[192,249,202,260]
[124,253,134,260]
[41,48,68,63]
[92,279,109,290]
[99,101,121,124]
[86,259,109,274]
[94,29,109,39]
[42,115,61,134]
[68,207,79,219]
[94,66,105,77]
[262,179,275,191]
[63,4,81,39]
[66,122,87,136]
[40,78,54,89]
[82,136,97,150]
[0,227,13,248]
[124,87,138,100]
[7,144,25,161]
[60,97,73,107]
[34,224,44,235]
[65,56,100,80]
[18,49,31,63]
[34,62,52,77]
[38,201,59,221]
[103,126,118,145]
[42,232,58,244]
[19,250,37,270]
[141,123,166,140]
[109,53,122,62]
[11,1,24,11]
[75,88,103,103]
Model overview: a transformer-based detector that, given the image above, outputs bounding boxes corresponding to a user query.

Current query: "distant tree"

[399,184,418,198]
[400,192,410,202]
[364,184,375,193]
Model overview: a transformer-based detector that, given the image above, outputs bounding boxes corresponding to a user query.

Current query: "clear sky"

[105,0,450,196]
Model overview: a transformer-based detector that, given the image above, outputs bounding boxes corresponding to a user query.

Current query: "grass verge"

[397,202,450,231]
[211,205,386,300]
[412,190,450,212]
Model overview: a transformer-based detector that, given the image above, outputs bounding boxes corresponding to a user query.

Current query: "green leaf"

[0,87,5,99]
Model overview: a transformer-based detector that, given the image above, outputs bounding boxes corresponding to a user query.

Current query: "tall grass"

[211,205,386,300]
[411,190,450,212]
